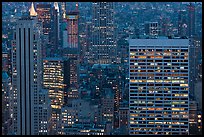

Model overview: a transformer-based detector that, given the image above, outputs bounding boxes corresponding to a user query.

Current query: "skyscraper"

[189,37,201,100]
[36,3,52,57]
[144,22,159,37]
[61,2,66,19]
[178,10,188,37]
[36,3,52,36]
[2,72,12,135]
[187,2,195,37]
[90,2,116,64]
[129,37,189,135]
[11,6,43,134]
[63,4,80,88]
[62,50,79,88]
[43,57,69,134]
[66,4,79,49]
[50,2,60,55]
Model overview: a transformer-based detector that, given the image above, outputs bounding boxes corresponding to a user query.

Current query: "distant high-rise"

[43,57,69,134]
[63,4,79,88]
[178,10,188,37]
[187,3,195,37]
[129,38,189,135]
[61,2,66,19]
[36,3,52,58]
[11,9,43,134]
[36,3,52,37]
[144,22,159,37]
[43,57,70,108]
[2,72,12,135]
[189,37,201,100]
[90,2,116,64]
[50,2,60,55]
[62,50,79,88]
[66,4,79,49]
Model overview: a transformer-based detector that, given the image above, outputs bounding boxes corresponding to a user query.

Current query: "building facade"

[144,22,159,37]
[129,38,189,135]
[2,72,12,135]
[187,3,195,37]
[50,2,60,55]
[90,2,116,64]
[178,10,188,37]
[66,9,79,49]
[11,12,43,134]
[36,3,52,36]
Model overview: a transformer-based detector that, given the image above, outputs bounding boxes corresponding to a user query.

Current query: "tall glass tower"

[90,2,116,64]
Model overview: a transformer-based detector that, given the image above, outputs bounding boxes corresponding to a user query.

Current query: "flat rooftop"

[129,38,189,47]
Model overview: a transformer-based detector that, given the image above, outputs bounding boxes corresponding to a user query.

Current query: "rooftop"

[129,37,189,46]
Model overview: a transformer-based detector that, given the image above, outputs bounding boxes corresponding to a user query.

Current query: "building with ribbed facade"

[11,4,48,134]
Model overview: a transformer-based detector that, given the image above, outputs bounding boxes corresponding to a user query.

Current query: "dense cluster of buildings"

[2,2,202,135]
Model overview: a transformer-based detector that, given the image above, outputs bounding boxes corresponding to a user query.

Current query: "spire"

[30,2,37,16]
[54,2,59,12]
[76,2,78,11]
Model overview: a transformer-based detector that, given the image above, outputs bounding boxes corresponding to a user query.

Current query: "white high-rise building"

[129,37,189,135]
[11,3,45,135]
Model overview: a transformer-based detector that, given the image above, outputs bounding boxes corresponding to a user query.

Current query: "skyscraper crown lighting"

[30,2,37,16]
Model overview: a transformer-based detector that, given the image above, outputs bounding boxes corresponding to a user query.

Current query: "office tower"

[43,57,69,134]
[129,37,189,135]
[50,2,60,55]
[66,4,79,49]
[62,52,79,88]
[2,72,12,135]
[187,3,195,37]
[91,2,116,64]
[66,87,79,105]
[178,10,188,37]
[118,101,129,135]
[189,100,198,135]
[101,90,114,135]
[144,22,159,37]
[43,57,70,108]
[36,3,52,36]
[11,6,43,134]
[82,21,92,63]
[62,4,79,88]
[189,37,201,100]
[62,28,68,48]
[38,89,52,135]
[36,3,52,58]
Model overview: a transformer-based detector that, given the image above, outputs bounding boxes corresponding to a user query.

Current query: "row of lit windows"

[130,56,188,59]
[130,112,188,117]
[130,52,188,56]
[130,66,188,70]
[130,59,188,62]
[130,49,188,52]
[130,83,188,86]
[130,79,186,83]
[130,78,188,81]
[132,62,188,65]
